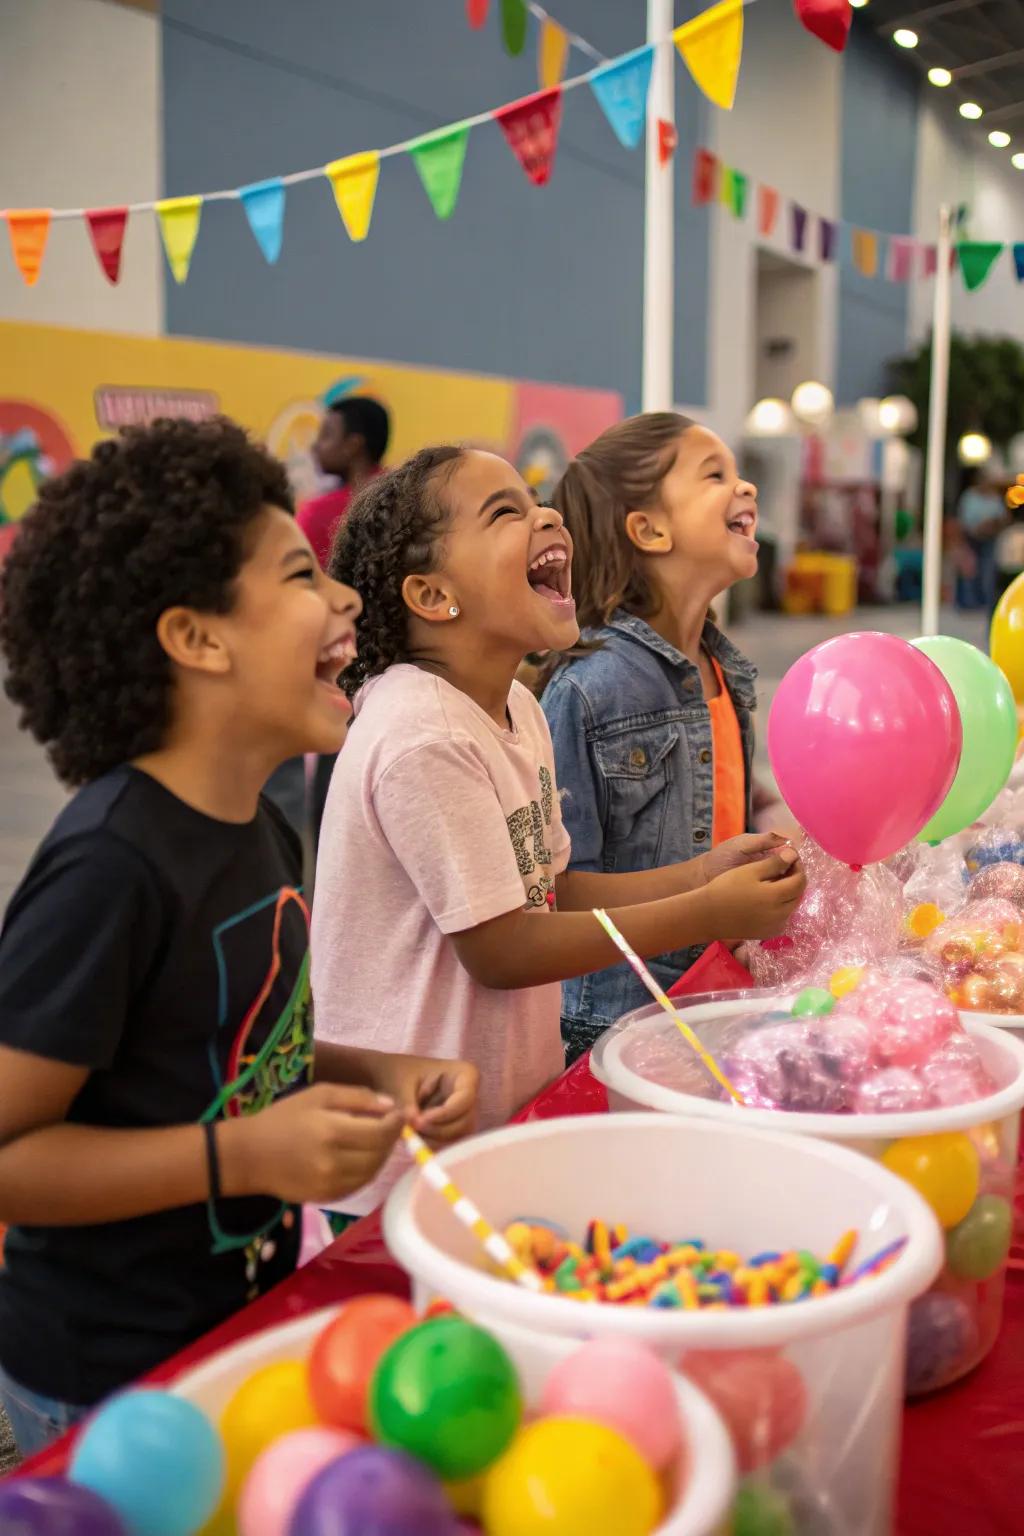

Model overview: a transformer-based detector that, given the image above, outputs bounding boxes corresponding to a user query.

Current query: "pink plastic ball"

[920,1035,994,1107]
[854,1067,936,1114]
[679,1349,806,1473]
[538,1336,682,1473]
[237,1426,362,1536]
[859,978,959,1068]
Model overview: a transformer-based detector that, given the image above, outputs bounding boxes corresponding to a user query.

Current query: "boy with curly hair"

[0,417,477,1456]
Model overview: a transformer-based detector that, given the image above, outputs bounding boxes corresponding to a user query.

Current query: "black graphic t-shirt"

[0,767,312,1404]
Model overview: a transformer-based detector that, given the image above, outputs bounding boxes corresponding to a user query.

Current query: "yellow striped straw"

[400,1125,545,1293]
[592,908,746,1105]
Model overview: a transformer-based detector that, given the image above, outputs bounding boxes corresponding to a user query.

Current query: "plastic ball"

[906,903,946,941]
[829,966,863,1000]
[724,1023,849,1113]
[905,1292,979,1396]
[538,1336,682,1472]
[731,1481,796,1536]
[791,988,835,1019]
[481,1417,663,1536]
[854,1068,936,1114]
[369,1315,521,1481]
[881,1132,980,1228]
[952,973,992,1011]
[806,1015,874,1085]
[862,978,959,1069]
[978,954,1024,1013]
[946,1194,1013,1282]
[0,1480,127,1536]
[221,1360,318,1497]
[308,1295,416,1433]
[920,1036,992,1107]
[238,1427,361,1536]
[289,1444,460,1536]
[679,1350,806,1473]
[69,1389,223,1536]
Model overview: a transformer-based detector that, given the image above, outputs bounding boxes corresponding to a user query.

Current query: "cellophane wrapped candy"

[926,895,1024,1014]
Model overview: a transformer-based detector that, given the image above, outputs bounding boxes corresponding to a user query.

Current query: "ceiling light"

[893,28,918,47]
[745,399,795,437]
[959,102,983,120]
[1013,153,1024,170]
[927,67,952,87]
[989,130,1011,148]
[879,396,918,436]
[791,382,835,429]
[958,432,992,467]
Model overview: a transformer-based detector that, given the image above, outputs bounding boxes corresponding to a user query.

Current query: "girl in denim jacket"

[542,412,773,1062]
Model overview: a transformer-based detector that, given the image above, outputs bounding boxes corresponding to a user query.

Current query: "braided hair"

[329,444,465,697]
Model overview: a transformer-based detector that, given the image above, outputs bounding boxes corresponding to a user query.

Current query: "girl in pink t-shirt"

[311,445,804,1210]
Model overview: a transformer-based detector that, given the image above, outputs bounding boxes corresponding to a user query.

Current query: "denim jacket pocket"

[592,723,680,867]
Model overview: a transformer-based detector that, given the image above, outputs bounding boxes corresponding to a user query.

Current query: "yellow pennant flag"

[325,151,380,242]
[852,229,878,278]
[674,0,744,111]
[156,196,202,284]
[538,17,569,89]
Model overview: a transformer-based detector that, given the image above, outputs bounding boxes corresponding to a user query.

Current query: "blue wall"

[836,26,919,404]
[161,0,710,410]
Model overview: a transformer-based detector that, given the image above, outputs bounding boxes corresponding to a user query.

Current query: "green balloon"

[369,1315,521,1480]
[911,637,1018,844]
[946,1193,1012,1282]
[791,987,836,1019]
[732,1481,796,1536]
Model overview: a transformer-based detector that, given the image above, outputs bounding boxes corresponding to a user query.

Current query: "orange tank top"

[708,656,746,846]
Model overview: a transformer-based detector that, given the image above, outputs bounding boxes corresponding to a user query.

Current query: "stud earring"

[448,604,460,617]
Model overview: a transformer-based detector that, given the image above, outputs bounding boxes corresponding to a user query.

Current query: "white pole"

[642,0,675,412]
[921,203,953,637]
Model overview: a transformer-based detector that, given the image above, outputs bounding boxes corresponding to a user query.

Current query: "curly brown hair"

[1,416,293,786]
[329,444,464,697]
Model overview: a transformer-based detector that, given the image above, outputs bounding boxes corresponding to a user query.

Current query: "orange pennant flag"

[538,17,569,89]
[852,228,878,278]
[758,185,779,238]
[325,151,380,242]
[674,0,744,111]
[6,210,52,287]
[156,196,203,283]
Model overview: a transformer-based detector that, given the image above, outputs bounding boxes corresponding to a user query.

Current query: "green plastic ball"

[732,1481,796,1536]
[369,1315,522,1481]
[791,987,836,1019]
[946,1193,1012,1282]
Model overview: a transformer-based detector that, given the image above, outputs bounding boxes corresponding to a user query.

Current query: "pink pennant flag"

[888,236,915,282]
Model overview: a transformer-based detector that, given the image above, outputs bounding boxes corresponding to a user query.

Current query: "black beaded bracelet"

[203,1120,222,1204]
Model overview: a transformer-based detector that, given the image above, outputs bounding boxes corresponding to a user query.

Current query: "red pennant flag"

[657,119,678,166]
[692,148,718,206]
[467,0,488,25]
[922,244,937,278]
[85,206,128,284]
[758,185,779,237]
[496,88,563,187]
[792,0,851,53]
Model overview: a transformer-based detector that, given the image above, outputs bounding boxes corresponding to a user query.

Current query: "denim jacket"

[542,611,757,1058]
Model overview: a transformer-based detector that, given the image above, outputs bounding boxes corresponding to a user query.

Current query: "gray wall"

[162,0,711,410]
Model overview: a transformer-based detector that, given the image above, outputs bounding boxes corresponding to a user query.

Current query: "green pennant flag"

[957,241,1004,293]
[501,0,528,55]
[409,124,470,221]
[730,169,748,220]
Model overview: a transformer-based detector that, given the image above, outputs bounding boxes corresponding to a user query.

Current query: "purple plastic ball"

[0,1479,127,1536]
[288,1445,461,1536]
[905,1292,979,1396]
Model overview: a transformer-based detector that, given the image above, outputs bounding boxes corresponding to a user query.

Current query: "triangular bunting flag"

[155,196,202,284]
[674,0,744,111]
[818,217,837,263]
[792,0,851,53]
[758,185,779,237]
[85,206,128,285]
[657,119,678,166]
[325,151,380,242]
[240,179,285,264]
[496,88,563,187]
[957,241,1004,293]
[719,169,747,219]
[720,167,734,209]
[692,148,718,206]
[852,228,878,277]
[922,244,938,278]
[409,124,470,221]
[887,235,915,282]
[791,204,808,254]
[5,210,51,287]
[538,17,569,89]
[1014,244,1024,283]
[467,0,489,26]
[501,0,528,56]
[588,44,655,151]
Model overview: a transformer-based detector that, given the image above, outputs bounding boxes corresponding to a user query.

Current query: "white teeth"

[318,636,356,666]
[528,547,567,573]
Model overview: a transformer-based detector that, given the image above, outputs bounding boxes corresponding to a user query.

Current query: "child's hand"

[378,1055,481,1147]
[226,1084,403,1205]
[701,831,791,882]
[703,850,806,943]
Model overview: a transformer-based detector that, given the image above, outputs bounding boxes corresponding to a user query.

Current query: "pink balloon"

[767,633,961,867]
[237,1426,361,1536]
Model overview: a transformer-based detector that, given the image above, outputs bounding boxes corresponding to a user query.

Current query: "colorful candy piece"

[791,987,836,1018]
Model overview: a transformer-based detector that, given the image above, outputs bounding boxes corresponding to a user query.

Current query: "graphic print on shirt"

[200,886,314,1260]
[506,765,556,909]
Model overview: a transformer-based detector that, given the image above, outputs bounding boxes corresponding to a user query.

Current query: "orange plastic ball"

[307,1294,417,1433]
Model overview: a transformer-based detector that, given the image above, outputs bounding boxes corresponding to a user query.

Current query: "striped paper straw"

[400,1125,546,1293]
[592,908,746,1105]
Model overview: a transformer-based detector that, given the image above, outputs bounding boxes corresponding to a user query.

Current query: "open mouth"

[527,542,574,607]
[315,632,357,690]
[727,509,758,542]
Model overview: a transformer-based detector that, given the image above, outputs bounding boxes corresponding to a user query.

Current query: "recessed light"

[893,28,918,47]
[1013,153,1024,170]
[928,68,952,87]
[989,130,1011,148]
[960,102,983,120]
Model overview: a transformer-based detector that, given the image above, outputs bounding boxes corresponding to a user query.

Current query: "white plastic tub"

[384,1113,942,1536]
[171,1303,736,1536]
[592,1002,1024,1394]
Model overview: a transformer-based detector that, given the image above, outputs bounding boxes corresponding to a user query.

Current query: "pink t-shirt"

[311,665,569,1213]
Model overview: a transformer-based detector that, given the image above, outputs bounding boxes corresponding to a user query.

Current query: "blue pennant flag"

[1014,243,1024,284]
[589,45,655,150]
[240,178,286,264]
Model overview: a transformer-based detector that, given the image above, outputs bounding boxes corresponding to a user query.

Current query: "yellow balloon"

[991,571,1024,706]
[829,966,864,1000]
[881,1133,980,1229]
[483,1417,663,1536]
[219,1359,318,1497]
